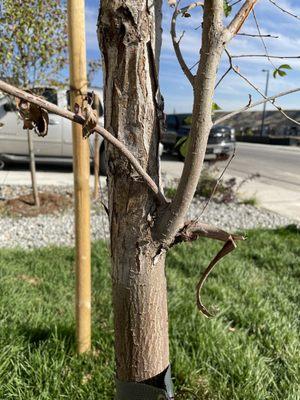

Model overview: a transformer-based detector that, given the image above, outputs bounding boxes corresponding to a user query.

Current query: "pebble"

[0,184,297,249]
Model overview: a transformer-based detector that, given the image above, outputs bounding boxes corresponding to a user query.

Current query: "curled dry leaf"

[16,98,49,137]
[82,96,98,138]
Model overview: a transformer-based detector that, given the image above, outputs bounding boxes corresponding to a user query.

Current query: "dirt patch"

[2,192,73,217]
[17,274,42,286]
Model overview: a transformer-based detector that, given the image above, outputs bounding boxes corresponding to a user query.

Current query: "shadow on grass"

[18,323,76,350]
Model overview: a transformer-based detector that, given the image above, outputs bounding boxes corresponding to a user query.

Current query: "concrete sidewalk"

[1,159,299,221]
[223,173,300,222]
[0,169,106,187]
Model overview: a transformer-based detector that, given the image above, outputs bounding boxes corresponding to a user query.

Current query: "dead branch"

[174,220,245,244]
[173,221,245,317]
[214,87,300,125]
[196,237,237,317]
[0,79,167,204]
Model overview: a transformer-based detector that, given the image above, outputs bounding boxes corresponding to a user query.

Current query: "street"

[0,142,299,220]
[227,142,300,192]
[154,142,300,221]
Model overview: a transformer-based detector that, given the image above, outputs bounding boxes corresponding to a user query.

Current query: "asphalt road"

[1,142,299,220]
[161,142,300,220]
[227,142,300,192]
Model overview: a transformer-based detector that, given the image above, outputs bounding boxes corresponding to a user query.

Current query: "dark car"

[162,113,235,160]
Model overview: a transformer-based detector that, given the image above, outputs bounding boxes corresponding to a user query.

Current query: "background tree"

[0,0,67,206]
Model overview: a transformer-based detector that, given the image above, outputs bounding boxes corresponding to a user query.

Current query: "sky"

[85,0,300,113]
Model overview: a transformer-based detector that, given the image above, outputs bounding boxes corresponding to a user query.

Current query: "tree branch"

[231,54,300,59]
[155,0,225,244]
[213,87,300,125]
[237,32,279,38]
[174,220,245,244]
[0,79,167,204]
[170,1,202,85]
[268,0,300,20]
[227,0,260,37]
[225,50,300,126]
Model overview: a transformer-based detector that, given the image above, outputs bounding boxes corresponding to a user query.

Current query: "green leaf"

[273,64,292,79]
[223,0,232,17]
[212,102,221,111]
[175,136,188,149]
[175,136,190,158]
[278,64,292,70]
[179,136,190,158]
[278,70,287,77]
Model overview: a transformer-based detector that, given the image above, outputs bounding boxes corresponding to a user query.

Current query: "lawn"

[0,227,299,399]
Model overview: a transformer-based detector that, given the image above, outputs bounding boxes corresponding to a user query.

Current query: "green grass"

[240,196,258,206]
[0,227,299,399]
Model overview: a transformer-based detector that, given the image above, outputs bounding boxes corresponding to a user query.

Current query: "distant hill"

[213,110,300,135]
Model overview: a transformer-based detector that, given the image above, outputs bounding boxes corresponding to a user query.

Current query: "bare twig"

[170,1,202,85]
[0,79,167,204]
[268,0,300,20]
[225,50,300,126]
[189,59,200,71]
[231,54,300,59]
[252,9,277,69]
[214,87,300,125]
[197,147,236,218]
[215,66,232,89]
[237,32,279,38]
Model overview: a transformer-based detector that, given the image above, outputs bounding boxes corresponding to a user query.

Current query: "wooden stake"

[67,0,91,354]
[27,129,40,208]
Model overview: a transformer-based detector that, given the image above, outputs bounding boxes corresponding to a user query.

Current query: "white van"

[0,87,106,173]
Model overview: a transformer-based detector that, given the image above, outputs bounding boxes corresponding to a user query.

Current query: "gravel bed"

[0,184,298,249]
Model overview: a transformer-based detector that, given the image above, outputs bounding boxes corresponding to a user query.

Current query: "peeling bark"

[98,0,169,382]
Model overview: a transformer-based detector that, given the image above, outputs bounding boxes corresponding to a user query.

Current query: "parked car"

[0,86,107,173]
[162,113,235,160]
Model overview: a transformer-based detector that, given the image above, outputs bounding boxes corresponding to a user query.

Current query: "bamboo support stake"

[67,0,91,354]
[27,129,40,207]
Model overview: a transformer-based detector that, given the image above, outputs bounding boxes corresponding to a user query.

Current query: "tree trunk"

[93,93,100,200]
[98,0,170,385]
[27,129,40,207]
[93,133,100,199]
